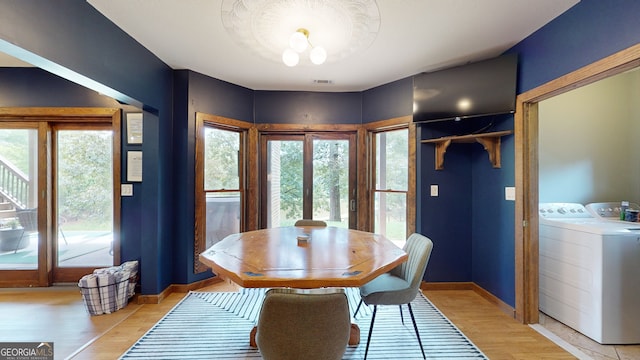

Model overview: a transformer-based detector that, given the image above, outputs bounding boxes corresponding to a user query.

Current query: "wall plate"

[121,183,133,196]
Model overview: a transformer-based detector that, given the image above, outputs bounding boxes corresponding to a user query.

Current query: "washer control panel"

[539,203,593,218]
[585,202,640,219]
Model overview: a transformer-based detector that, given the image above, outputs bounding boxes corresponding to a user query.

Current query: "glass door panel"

[312,139,350,228]
[262,133,355,229]
[0,128,38,270]
[265,139,303,228]
[55,130,113,270]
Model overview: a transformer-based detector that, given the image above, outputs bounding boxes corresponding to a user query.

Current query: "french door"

[260,132,357,229]
[0,109,120,287]
[52,124,115,282]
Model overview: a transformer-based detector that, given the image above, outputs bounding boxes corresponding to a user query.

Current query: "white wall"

[538,68,640,204]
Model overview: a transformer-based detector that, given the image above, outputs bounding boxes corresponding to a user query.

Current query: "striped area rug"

[119,288,488,359]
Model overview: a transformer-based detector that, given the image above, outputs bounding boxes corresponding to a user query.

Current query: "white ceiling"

[5,1,580,93]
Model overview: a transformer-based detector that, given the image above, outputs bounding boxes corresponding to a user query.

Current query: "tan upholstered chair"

[255,288,351,360]
[294,219,327,227]
[353,233,434,360]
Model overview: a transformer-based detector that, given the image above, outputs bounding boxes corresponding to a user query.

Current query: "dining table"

[199,225,407,347]
[199,225,407,289]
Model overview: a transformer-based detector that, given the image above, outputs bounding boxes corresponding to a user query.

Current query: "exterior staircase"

[0,155,29,220]
[0,196,16,219]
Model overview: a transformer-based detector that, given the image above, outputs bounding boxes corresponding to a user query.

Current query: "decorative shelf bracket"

[421,130,513,170]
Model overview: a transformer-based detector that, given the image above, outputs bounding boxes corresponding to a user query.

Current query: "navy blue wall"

[255,91,362,124]
[510,0,640,93]
[416,115,514,299]
[362,77,413,122]
[0,67,118,107]
[172,70,254,285]
[469,115,514,304]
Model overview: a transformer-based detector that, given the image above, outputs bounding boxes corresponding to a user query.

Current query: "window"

[373,129,408,244]
[203,126,241,248]
[194,114,252,273]
[367,118,415,246]
[194,114,415,270]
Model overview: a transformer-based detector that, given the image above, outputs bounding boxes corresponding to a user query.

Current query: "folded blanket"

[114,269,130,310]
[120,260,139,298]
[96,272,117,314]
[78,274,103,315]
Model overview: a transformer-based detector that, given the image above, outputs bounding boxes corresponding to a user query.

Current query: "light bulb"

[282,48,299,67]
[310,46,327,65]
[289,31,308,53]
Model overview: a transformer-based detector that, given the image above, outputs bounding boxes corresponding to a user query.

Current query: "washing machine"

[585,201,640,223]
[538,202,640,344]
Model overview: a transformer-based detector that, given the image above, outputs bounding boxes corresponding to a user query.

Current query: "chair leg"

[354,299,363,319]
[364,305,377,360]
[407,303,426,359]
[399,305,405,325]
[59,226,68,245]
[13,230,26,254]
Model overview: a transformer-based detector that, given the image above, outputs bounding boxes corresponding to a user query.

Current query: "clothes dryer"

[585,201,640,223]
[539,202,640,344]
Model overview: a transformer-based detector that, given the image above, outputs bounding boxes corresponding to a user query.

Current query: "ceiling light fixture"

[282,28,327,67]
[221,0,380,67]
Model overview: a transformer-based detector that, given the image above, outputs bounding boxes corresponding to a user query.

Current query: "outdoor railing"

[0,155,29,209]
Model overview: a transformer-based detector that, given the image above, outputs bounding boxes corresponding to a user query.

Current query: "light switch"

[430,185,438,197]
[505,186,515,201]
[121,183,133,196]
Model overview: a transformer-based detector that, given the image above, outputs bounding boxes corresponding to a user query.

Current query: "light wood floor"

[0,281,576,360]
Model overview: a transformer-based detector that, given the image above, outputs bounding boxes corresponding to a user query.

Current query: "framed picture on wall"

[127,113,143,144]
[127,151,143,182]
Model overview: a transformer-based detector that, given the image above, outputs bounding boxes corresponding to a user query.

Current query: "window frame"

[364,116,416,238]
[194,113,254,273]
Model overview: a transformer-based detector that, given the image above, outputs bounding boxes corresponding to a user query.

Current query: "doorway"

[515,43,640,323]
[0,108,121,287]
[260,132,357,229]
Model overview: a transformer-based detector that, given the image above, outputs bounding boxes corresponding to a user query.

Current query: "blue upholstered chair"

[256,288,351,360]
[354,233,434,360]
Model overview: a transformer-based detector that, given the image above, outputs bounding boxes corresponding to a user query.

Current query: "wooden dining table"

[199,226,407,289]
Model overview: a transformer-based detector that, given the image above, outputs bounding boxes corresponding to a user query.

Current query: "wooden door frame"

[0,107,121,287]
[50,121,119,282]
[515,43,640,323]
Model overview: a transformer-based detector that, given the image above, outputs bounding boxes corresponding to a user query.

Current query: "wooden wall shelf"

[421,130,513,170]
